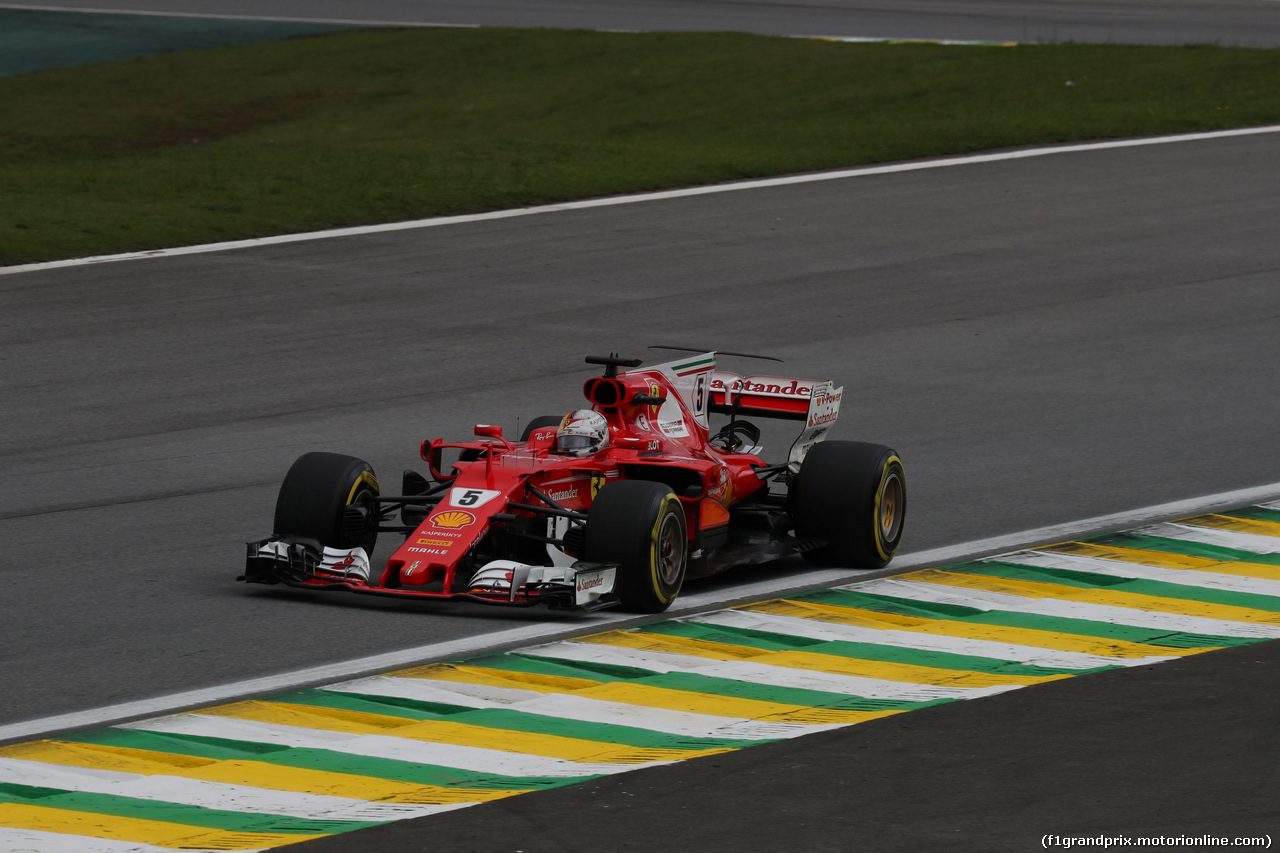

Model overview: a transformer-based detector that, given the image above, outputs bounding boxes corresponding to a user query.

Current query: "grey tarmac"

[4,130,1280,721]
[4,0,1280,46]
[3,133,1280,848]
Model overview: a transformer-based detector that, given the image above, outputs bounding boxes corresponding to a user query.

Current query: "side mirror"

[474,424,504,440]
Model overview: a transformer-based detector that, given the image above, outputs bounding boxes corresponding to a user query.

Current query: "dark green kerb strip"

[1215,506,1280,524]
[635,621,1116,676]
[1087,532,1280,565]
[276,688,773,752]
[797,588,1255,648]
[0,783,380,834]
[471,652,956,713]
[970,561,1280,613]
[59,728,590,791]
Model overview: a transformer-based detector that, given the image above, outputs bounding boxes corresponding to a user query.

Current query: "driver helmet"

[557,409,609,456]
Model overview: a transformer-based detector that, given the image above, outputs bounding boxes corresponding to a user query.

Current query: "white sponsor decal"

[448,488,502,509]
[635,353,715,430]
[712,375,815,399]
[656,398,688,437]
[789,382,843,467]
[317,546,372,583]
[573,566,616,606]
[806,387,843,427]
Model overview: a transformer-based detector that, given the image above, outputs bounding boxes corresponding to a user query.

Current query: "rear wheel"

[273,452,380,554]
[791,441,905,568]
[582,481,687,613]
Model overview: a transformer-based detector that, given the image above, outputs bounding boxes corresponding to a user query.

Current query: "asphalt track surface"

[7,0,1280,46]
[5,127,1280,847]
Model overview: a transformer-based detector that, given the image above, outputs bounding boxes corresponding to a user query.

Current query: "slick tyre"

[273,452,380,554]
[792,441,905,568]
[582,481,687,613]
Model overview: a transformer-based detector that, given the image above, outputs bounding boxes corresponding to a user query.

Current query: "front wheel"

[581,481,687,613]
[791,441,905,568]
[273,452,380,554]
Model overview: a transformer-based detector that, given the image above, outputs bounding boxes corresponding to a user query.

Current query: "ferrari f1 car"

[241,350,905,613]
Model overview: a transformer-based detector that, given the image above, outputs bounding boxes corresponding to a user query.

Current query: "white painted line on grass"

[1,479,1278,743]
[4,124,1279,278]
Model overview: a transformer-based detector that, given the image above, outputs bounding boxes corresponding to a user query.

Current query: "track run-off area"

[5,502,1280,850]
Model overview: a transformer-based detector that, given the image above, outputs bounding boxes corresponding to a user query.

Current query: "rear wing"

[711,372,844,467]
[710,372,823,421]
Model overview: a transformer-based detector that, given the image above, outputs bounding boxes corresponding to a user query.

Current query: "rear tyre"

[273,452,380,554]
[582,481,687,613]
[792,441,905,568]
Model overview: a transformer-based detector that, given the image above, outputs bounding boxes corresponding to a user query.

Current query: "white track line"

[0,2,477,27]
[4,125,1279,278]
[0,6,1011,45]
[1,480,1278,743]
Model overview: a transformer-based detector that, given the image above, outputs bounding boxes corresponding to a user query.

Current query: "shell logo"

[431,510,476,529]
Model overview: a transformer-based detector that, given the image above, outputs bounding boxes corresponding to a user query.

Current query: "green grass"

[2,27,1279,266]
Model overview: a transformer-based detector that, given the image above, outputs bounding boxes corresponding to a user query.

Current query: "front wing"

[240,537,619,612]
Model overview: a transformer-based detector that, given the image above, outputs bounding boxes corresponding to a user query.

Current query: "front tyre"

[273,452,380,554]
[792,441,905,568]
[582,481,687,613]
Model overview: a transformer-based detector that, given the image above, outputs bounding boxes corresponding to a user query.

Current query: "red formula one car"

[241,350,905,613]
